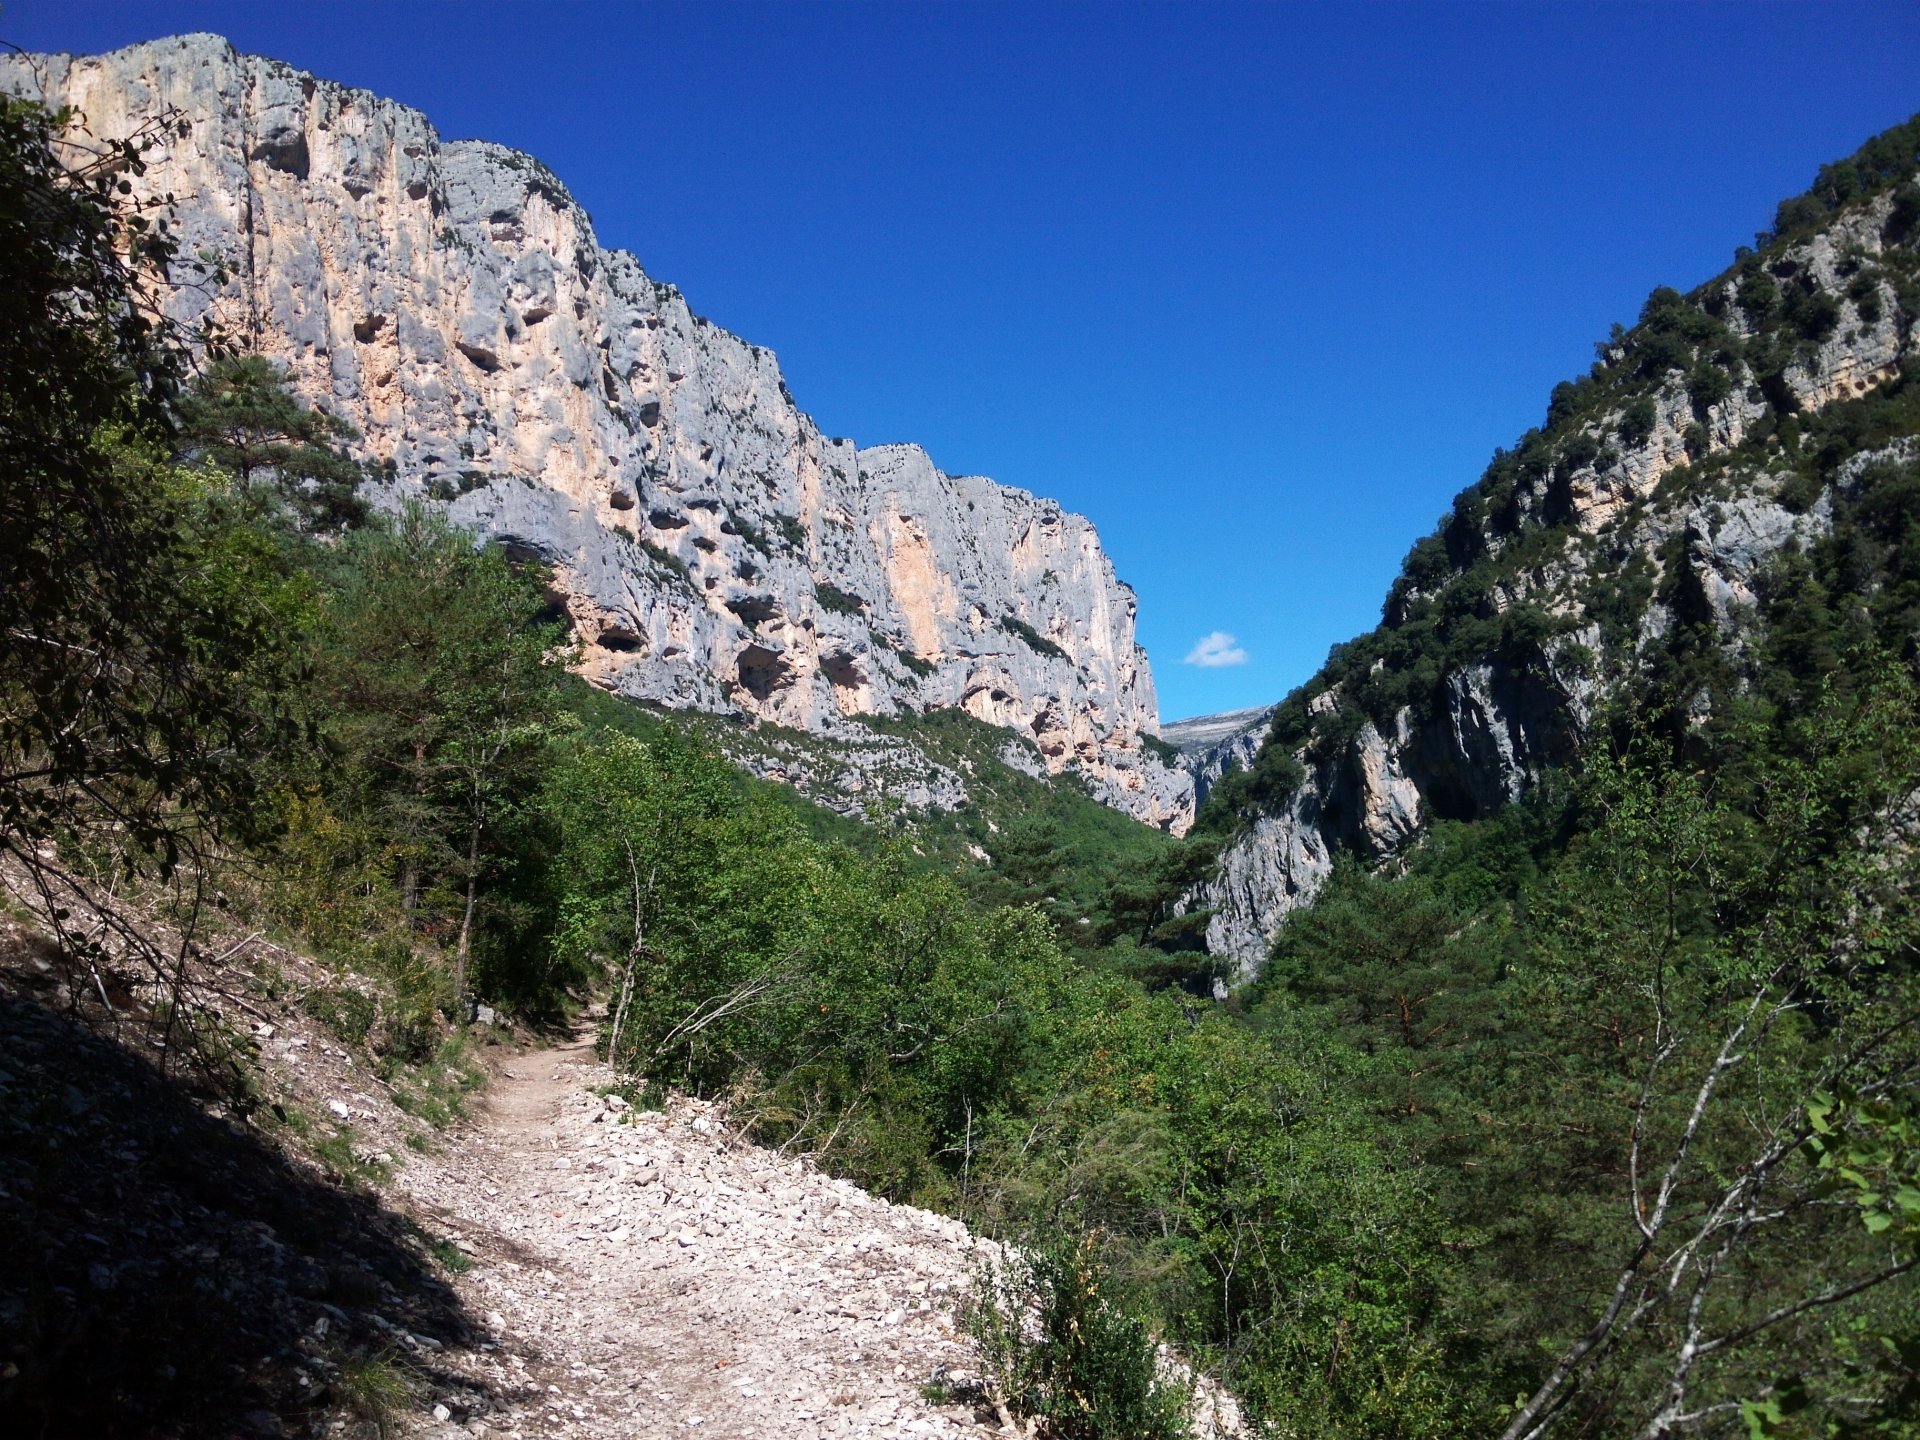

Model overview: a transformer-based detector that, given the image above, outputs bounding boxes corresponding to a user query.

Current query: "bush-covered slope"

[1193,114,1920,967]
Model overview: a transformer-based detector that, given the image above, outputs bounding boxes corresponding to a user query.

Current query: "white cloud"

[1183,631,1248,668]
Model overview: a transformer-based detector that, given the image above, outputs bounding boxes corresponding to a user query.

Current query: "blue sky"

[12,1,1920,720]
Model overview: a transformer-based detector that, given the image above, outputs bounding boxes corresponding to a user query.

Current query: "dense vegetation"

[2,88,1916,1439]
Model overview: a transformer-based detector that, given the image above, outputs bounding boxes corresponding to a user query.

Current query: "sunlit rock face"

[1183,185,1920,973]
[6,34,1192,832]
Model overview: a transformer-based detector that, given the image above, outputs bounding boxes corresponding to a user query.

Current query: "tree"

[311,506,563,1005]
[1265,861,1497,1133]
[1501,674,1920,1439]
[0,92,297,1050]
[175,354,368,530]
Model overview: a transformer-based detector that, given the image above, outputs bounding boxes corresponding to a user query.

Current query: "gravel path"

[397,1025,1002,1439]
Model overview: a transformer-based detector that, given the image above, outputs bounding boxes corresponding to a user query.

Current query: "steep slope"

[0,34,1191,832]
[1192,119,1920,970]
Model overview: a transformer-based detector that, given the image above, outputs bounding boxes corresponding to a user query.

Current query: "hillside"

[0,34,1191,833]
[3,34,1917,1440]
[0,907,1240,1439]
[1188,116,1920,969]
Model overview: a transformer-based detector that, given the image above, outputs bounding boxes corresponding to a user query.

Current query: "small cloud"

[1183,631,1248,668]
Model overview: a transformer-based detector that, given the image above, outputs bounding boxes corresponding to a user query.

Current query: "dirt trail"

[395,1020,1000,1439]
[2,921,1240,1440]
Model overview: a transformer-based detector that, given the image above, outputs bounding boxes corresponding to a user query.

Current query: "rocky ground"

[396,1027,1005,1439]
[0,919,1240,1439]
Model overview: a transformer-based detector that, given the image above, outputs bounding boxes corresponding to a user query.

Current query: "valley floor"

[2,923,1241,1440]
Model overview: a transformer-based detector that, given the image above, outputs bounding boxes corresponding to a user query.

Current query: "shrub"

[814,581,865,616]
[721,507,772,556]
[967,1235,1191,1440]
[1139,732,1181,766]
[638,536,693,586]
[1618,397,1659,447]
[1001,615,1071,662]
[1687,363,1733,415]
[771,512,807,549]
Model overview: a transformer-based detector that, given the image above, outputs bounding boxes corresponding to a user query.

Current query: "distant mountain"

[1161,707,1276,754]
[1188,114,1920,970]
[1160,706,1276,810]
[1,34,1192,832]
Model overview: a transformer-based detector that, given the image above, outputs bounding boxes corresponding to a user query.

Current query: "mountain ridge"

[0,32,1193,832]
[1186,115,1920,968]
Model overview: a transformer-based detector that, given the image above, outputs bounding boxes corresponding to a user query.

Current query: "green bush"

[1001,614,1071,662]
[967,1235,1191,1440]
[303,986,377,1047]
[814,580,865,616]
[1618,396,1658,446]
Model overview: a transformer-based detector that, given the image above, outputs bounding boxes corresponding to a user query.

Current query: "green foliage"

[1001,614,1072,662]
[814,580,866,616]
[842,707,1185,965]
[175,354,368,530]
[1138,732,1181,766]
[1763,112,1920,243]
[0,93,297,875]
[968,1235,1192,1440]
[303,985,378,1047]
[12,88,1920,1440]
[873,632,937,677]
[722,506,772,556]
[1618,395,1658,446]
[334,1352,413,1438]
[0,96,311,1056]
[770,511,808,549]
[386,1033,487,1129]
[543,725,1071,1199]
[1240,669,1920,1437]
[1203,110,1920,862]
[637,535,693,586]
[299,504,568,1004]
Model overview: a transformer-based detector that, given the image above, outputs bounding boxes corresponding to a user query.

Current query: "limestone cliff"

[1190,160,1920,971]
[4,34,1192,832]
[1161,706,1275,809]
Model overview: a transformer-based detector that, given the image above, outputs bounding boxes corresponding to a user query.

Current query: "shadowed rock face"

[2,34,1192,833]
[1186,183,1920,972]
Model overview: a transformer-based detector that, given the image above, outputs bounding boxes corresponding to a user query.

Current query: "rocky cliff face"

[1160,706,1275,809]
[1192,173,1920,972]
[4,34,1191,832]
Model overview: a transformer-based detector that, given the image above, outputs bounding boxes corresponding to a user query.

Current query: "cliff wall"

[1191,177,1920,968]
[4,34,1191,831]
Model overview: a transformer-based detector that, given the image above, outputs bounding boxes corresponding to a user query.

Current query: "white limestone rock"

[4,34,1192,833]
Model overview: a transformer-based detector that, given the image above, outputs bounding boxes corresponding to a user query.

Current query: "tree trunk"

[453,811,480,1014]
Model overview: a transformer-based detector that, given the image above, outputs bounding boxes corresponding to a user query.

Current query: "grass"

[592,1076,665,1111]
[303,984,377,1046]
[425,1234,475,1274]
[385,1032,486,1129]
[310,1123,392,1190]
[336,1352,414,1437]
